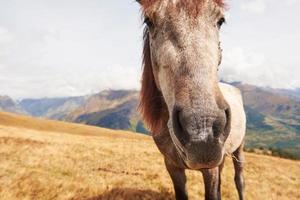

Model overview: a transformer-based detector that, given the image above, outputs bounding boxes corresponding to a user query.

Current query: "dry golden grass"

[0,111,299,200]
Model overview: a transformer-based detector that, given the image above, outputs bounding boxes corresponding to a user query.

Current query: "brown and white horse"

[137,0,246,199]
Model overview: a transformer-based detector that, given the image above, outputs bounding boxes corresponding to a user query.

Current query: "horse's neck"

[219,82,246,154]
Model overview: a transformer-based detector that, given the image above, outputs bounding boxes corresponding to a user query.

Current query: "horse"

[137,0,246,199]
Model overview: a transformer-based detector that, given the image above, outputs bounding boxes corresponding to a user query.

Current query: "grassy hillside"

[0,111,299,200]
[244,106,300,159]
[0,111,141,139]
[231,82,300,159]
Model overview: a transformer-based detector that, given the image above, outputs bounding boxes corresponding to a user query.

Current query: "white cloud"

[240,0,266,14]
[0,27,13,44]
[0,27,15,56]
[220,47,299,89]
[285,0,298,6]
[0,1,142,99]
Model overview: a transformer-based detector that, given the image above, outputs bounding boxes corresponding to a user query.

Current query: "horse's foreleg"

[217,157,225,200]
[201,167,220,200]
[165,159,188,200]
[233,144,245,200]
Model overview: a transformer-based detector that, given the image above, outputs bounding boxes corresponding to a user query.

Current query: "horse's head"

[139,0,230,169]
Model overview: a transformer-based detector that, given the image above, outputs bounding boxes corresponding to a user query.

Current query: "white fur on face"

[148,0,225,116]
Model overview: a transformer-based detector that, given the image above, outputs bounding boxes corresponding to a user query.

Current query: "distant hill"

[0,95,26,114]
[65,90,147,133]
[0,111,299,200]
[231,83,300,159]
[1,83,299,159]
[264,87,300,102]
[17,90,147,134]
[19,96,87,120]
[232,83,300,125]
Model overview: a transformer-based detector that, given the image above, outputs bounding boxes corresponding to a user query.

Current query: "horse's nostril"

[172,106,189,144]
[224,107,231,138]
[212,109,229,139]
[172,106,184,133]
[212,117,223,138]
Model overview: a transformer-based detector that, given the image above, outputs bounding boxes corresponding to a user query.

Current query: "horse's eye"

[217,17,225,28]
[144,17,153,28]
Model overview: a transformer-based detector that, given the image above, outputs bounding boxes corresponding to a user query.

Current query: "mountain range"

[0,95,26,114]
[1,83,299,159]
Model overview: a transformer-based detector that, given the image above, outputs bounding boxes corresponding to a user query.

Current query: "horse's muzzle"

[170,105,229,169]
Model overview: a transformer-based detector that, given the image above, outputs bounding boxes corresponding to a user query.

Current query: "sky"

[0,0,299,99]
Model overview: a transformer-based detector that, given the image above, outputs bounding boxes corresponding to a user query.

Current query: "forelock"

[139,0,225,17]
